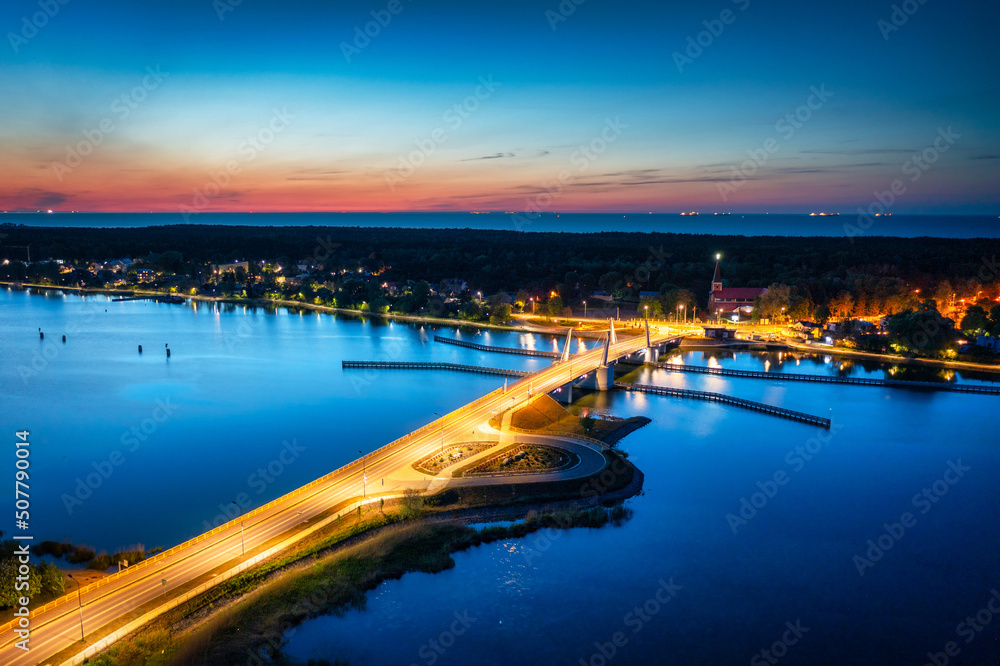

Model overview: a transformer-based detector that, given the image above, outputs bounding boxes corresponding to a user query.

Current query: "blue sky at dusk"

[1,0,997,213]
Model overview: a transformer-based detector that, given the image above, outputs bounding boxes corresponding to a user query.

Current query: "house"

[211,261,249,275]
[703,326,736,340]
[440,278,468,294]
[708,258,767,317]
[976,335,1000,351]
[590,290,613,302]
[135,268,155,282]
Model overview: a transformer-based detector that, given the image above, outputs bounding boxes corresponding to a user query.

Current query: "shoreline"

[56,451,641,666]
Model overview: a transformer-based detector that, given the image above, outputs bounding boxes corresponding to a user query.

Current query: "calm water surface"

[2,289,998,665]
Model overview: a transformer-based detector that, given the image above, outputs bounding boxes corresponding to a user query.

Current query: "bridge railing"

[0,386,509,637]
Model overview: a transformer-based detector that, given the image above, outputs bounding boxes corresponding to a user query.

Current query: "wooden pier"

[433,335,561,358]
[617,382,831,428]
[654,362,1000,395]
[342,360,530,378]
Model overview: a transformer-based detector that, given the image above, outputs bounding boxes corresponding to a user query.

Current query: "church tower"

[711,253,723,293]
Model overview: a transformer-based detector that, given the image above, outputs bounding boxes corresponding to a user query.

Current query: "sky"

[0,0,997,214]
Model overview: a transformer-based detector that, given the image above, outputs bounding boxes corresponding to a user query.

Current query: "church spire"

[711,253,722,292]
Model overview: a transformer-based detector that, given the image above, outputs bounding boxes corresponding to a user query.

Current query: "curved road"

[1,329,670,666]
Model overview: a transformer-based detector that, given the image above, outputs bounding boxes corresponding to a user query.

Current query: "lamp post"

[68,574,84,642]
[530,297,535,314]
[433,413,444,454]
[359,449,366,499]
[230,501,245,556]
[583,300,587,318]
[644,305,648,320]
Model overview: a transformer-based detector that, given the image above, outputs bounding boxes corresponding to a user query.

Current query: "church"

[708,255,768,319]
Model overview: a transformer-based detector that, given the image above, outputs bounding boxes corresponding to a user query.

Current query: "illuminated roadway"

[1,328,671,666]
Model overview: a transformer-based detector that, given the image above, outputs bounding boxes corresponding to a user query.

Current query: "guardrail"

[654,362,1000,394]
[434,335,561,358]
[60,492,396,666]
[617,382,831,428]
[342,360,530,378]
[0,385,509,641]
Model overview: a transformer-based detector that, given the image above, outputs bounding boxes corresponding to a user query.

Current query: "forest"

[2,224,997,305]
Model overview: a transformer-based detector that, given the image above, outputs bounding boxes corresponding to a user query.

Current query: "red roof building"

[708,258,767,317]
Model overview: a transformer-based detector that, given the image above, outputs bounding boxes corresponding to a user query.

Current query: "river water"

[2,288,998,664]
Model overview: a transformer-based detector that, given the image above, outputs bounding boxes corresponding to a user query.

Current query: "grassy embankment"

[75,448,636,666]
[490,393,651,445]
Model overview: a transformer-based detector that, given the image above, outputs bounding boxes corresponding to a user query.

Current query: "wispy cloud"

[461,152,515,161]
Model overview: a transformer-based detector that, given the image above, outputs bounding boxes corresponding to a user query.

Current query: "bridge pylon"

[560,328,574,363]
[578,331,614,391]
[643,320,659,364]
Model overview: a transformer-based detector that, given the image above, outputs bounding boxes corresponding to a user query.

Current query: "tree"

[514,290,530,312]
[490,303,512,325]
[884,302,957,356]
[754,283,792,320]
[401,488,423,518]
[37,562,65,597]
[411,281,431,309]
[547,296,564,316]
[661,288,695,314]
[960,305,989,334]
[814,304,831,324]
[830,291,854,319]
[580,415,596,434]
[638,295,663,318]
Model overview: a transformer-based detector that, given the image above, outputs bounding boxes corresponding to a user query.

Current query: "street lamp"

[230,501,245,556]
[359,449,366,499]
[530,297,536,314]
[644,304,648,320]
[583,300,587,318]
[433,413,445,454]
[68,574,85,642]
